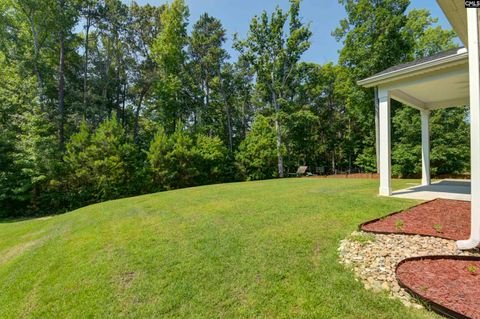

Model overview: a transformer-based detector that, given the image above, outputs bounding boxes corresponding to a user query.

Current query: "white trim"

[437,0,468,47]
[358,50,468,88]
[378,90,392,196]
[390,89,427,110]
[457,8,480,250]
[421,109,431,186]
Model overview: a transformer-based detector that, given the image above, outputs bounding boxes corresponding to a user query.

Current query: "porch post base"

[379,187,392,196]
[456,238,480,250]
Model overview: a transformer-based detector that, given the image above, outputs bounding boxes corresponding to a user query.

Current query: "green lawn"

[0,178,439,318]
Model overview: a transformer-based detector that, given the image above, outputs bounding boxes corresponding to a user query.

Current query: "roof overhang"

[358,47,469,110]
[357,48,468,88]
[437,0,467,46]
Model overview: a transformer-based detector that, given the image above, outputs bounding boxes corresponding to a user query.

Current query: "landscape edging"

[395,255,480,319]
[357,199,458,240]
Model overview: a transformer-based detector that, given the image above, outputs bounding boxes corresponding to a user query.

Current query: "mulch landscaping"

[354,198,480,318]
[361,199,470,241]
[396,257,480,319]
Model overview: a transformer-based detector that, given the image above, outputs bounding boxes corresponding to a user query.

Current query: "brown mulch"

[397,257,480,319]
[361,199,470,241]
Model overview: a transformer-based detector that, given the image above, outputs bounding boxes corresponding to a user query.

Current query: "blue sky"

[126,0,455,64]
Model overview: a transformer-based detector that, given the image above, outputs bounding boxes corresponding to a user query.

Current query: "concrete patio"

[392,179,471,201]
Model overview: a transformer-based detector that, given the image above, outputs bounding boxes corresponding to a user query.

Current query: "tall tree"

[189,13,228,131]
[236,0,311,177]
[129,2,164,142]
[81,0,101,110]
[402,9,457,60]
[151,0,191,133]
[55,0,79,150]
[333,0,411,172]
[58,0,66,149]
[392,8,463,177]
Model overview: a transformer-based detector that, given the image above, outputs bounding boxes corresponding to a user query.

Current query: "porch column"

[458,8,480,250]
[375,87,380,173]
[421,109,431,186]
[378,90,391,196]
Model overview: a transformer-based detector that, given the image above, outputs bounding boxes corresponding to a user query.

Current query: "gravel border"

[338,231,480,309]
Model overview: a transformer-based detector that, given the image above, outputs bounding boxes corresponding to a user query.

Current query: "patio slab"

[391,179,470,201]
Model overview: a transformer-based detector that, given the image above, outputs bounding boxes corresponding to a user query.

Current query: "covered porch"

[358,45,469,198]
[392,179,470,201]
[359,4,480,249]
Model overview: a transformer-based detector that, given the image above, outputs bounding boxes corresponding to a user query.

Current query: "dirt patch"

[0,238,46,266]
[361,199,470,241]
[397,256,480,319]
[116,271,137,289]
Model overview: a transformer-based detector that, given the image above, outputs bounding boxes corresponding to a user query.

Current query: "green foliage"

[147,125,198,190]
[402,9,457,59]
[0,0,471,217]
[236,116,280,180]
[334,0,411,173]
[284,109,319,167]
[347,232,376,246]
[355,148,378,173]
[235,0,312,177]
[394,219,405,231]
[195,134,229,184]
[391,106,470,177]
[467,264,478,275]
[151,0,192,132]
[64,117,138,204]
[430,107,470,175]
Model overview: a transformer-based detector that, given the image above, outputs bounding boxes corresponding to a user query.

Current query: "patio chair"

[288,166,308,177]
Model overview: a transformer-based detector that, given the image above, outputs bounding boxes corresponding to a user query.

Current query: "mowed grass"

[0,178,439,319]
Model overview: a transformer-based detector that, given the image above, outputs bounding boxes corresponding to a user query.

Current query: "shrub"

[235,115,280,180]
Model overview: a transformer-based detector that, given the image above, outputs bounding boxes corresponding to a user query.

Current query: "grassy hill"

[0,178,437,318]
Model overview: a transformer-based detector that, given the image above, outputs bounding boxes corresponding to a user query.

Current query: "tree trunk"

[122,82,127,125]
[225,104,233,153]
[205,77,210,109]
[24,10,44,104]
[242,98,248,140]
[58,5,66,150]
[83,14,91,111]
[274,118,284,177]
[115,64,121,120]
[133,84,150,143]
[332,149,336,174]
[102,56,111,117]
[271,90,284,178]
[219,73,233,153]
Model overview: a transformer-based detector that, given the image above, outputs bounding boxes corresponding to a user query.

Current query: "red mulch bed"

[397,257,480,319]
[361,199,470,241]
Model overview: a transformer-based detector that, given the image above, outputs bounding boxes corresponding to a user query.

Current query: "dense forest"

[0,0,470,217]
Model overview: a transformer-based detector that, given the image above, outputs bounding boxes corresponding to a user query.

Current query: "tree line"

[0,0,470,217]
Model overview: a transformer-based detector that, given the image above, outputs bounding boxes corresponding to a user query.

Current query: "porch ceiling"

[359,48,469,110]
[388,63,469,110]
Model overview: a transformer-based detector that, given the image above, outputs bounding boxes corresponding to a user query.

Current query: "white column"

[378,90,392,196]
[375,87,380,173]
[458,8,480,250]
[421,109,431,186]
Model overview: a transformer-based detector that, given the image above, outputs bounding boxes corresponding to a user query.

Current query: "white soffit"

[388,67,469,109]
[437,0,468,46]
